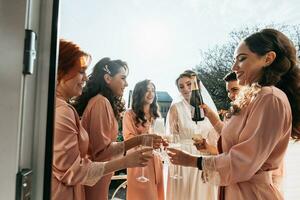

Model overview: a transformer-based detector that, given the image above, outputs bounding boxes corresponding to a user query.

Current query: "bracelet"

[197,157,203,170]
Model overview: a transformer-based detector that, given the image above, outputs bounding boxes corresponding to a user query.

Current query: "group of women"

[52,28,300,200]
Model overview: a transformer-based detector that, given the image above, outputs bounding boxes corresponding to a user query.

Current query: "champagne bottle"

[190,75,205,122]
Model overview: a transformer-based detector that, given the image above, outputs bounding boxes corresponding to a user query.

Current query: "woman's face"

[232,41,266,86]
[59,68,87,99]
[226,80,241,101]
[143,83,155,105]
[107,67,128,97]
[177,76,192,101]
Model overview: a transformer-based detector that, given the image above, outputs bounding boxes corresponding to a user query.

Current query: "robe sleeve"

[123,111,139,140]
[206,122,220,147]
[203,93,291,186]
[212,120,224,135]
[167,104,180,135]
[53,105,92,186]
[86,98,123,161]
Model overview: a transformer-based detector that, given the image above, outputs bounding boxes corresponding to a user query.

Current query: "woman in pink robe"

[123,80,164,200]
[52,40,154,200]
[74,58,161,200]
[167,28,300,200]
[75,58,129,200]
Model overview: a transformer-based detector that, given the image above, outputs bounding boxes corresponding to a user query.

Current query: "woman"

[52,40,154,200]
[166,70,218,200]
[74,58,162,200]
[123,79,164,200]
[168,28,300,200]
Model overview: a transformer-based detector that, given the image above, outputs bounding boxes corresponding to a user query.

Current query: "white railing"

[110,174,127,200]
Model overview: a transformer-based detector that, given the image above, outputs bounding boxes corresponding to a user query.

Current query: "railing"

[110,174,127,200]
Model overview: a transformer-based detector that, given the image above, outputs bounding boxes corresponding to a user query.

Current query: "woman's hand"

[124,147,153,168]
[161,138,169,148]
[167,148,197,167]
[200,104,220,126]
[125,134,164,151]
[139,134,164,149]
[193,138,219,155]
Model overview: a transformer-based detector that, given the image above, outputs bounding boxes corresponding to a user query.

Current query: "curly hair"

[131,80,160,127]
[74,57,128,121]
[226,83,261,119]
[232,28,300,140]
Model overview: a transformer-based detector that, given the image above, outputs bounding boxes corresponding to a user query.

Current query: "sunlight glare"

[133,21,171,57]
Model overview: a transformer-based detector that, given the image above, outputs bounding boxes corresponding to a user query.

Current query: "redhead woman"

[52,40,154,200]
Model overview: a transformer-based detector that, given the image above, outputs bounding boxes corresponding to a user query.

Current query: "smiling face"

[106,67,128,97]
[232,41,266,86]
[226,80,241,101]
[177,76,192,101]
[58,68,87,99]
[143,82,155,105]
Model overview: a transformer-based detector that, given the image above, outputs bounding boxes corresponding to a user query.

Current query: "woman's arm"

[169,93,291,186]
[202,94,291,186]
[82,98,121,161]
[53,105,92,186]
[167,105,180,135]
[201,104,224,134]
[85,147,153,186]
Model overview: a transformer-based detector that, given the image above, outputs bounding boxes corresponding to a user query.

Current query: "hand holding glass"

[166,134,182,180]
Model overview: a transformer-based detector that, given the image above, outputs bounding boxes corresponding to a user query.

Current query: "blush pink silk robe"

[204,86,292,200]
[81,94,119,200]
[52,98,105,200]
[123,109,165,200]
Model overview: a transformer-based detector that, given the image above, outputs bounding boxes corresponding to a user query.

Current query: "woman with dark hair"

[168,28,300,200]
[123,79,164,200]
[74,58,162,200]
[52,40,154,200]
[165,70,218,200]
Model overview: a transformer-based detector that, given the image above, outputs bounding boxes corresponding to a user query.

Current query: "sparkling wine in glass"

[191,129,210,155]
[152,118,166,156]
[166,134,183,180]
[153,118,165,136]
[136,136,153,183]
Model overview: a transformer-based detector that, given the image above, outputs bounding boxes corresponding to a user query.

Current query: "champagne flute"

[152,118,166,155]
[136,136,153,183]
[191,130,204,146]
[191,128,210,155]
[166,134,183,180]
[153,118,165,136]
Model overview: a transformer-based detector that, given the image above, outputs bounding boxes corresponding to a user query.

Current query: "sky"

[59,0,300,104]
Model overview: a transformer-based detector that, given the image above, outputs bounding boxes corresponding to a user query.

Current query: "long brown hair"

[131,80,160,127]
[235,29,300,140]
[74,57,128,121]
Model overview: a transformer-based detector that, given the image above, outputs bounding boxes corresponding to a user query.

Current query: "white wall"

[0,0,56,199]
[0,0,27,199]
